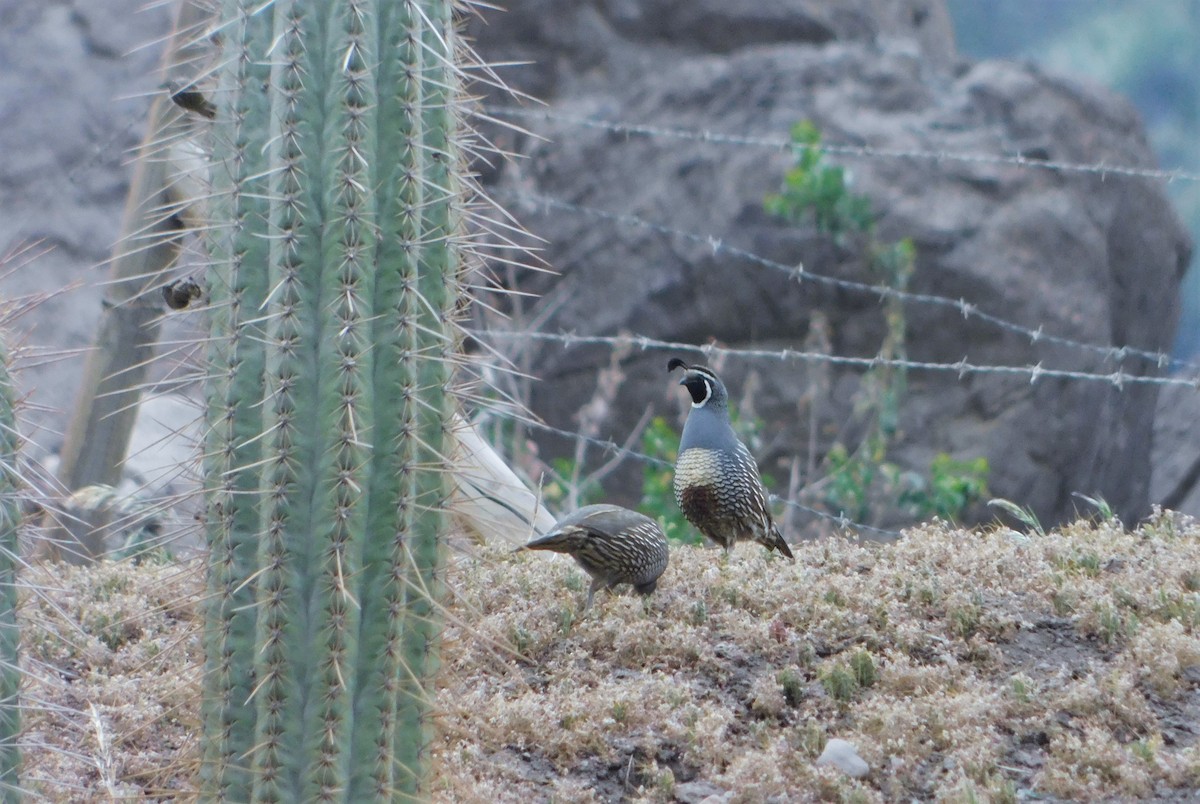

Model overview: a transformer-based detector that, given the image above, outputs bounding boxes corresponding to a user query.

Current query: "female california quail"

[524,504,669,609]
[667,358,794,560]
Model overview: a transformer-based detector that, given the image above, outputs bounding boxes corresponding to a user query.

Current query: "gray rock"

[1150,380,1200,515]
[467,0,957,98]
[0,0,1189,537]
[816,737,870,778]
[674,779,730,803]
[0,0,180,452]
[474,2,1189,530]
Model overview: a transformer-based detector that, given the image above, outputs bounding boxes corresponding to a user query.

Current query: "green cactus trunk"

[0,344,21,800]
[201,1,464,799]
[198,0,273,795]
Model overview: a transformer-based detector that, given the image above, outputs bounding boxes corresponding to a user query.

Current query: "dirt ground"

[17,512,1200,801]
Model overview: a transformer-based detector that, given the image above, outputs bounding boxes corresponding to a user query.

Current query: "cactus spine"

[201,1,465,799]
[0,344,20,799]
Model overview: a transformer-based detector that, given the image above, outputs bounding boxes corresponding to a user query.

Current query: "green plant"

[611,701,628,723]
[1053,550,1103,577]
[849,650,877,688]
[951,601,983,640]
[767,123,987,526]
[822,443,876,523]
[1073,492,1118,522]
[764,121,873,243]
[989,498,1047,536]
[558,605,576,634]
[640,416,693,543]
[1131,737,1159,763]
[821,663,859,702]
[510,626,532,656]
[655,767,676,797]
[1096,603,1138,644]
[199,1,469,799]
[895,454,990,520]
[778,668,805,707]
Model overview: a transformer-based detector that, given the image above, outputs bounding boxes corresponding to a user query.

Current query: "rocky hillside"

[19,514,1200,800]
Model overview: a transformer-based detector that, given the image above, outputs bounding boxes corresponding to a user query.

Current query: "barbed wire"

[475,408,904,540]
[480,105,1200,185]
[472,329,1200,390]
[491,187,1199,376]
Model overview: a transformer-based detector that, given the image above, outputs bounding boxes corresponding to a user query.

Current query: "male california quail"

[524,504,669,609]
[668,358,794,560]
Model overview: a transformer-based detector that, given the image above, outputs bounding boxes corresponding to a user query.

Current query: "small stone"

[674,780,728,804]
[816,738,870,779]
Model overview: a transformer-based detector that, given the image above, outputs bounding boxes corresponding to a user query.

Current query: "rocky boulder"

[470,0,1191,529]
[0,0,1190,533]
[0,0,180,451]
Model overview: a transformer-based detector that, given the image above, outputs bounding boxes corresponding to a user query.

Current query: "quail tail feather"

[763,523,794,561]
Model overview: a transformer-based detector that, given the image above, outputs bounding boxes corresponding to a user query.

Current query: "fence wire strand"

[480,105,1200,185]
[492,187,1200,377]
[472,329,1200,389]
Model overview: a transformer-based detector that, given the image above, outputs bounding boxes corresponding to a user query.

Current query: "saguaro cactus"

[0,343,21,799]
[201,1,467,799]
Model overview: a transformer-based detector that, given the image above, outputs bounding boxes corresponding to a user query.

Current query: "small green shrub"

[778,667,805,706]
[767,122,987,527]
[895,454,990,520]
[950,598,984,640]
[821,664,858,702]
[1011,677,1032,705]
[764,121,874,243]
[849,650,877,688]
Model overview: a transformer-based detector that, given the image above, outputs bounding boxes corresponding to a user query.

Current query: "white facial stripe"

[691,378,712,408]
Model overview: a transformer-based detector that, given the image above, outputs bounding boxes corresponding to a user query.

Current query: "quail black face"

[668,358,719,407]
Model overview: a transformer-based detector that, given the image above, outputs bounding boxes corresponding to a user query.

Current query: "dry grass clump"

[12,511,1200,801]
[19,558,202,800]
[437,511,1200,801]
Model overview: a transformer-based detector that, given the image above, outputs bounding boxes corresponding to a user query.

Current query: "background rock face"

[0,0,174,450]
[469,0,1191,529]
[0,0,1192,531]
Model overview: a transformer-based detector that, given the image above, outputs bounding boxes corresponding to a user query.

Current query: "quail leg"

[584,577,604,610]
